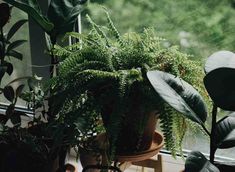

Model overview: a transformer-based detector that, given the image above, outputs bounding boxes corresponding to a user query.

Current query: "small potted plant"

[0,0,88,171]
[148,50,235,172]
[50,11,206,164]
[0,2,44,172]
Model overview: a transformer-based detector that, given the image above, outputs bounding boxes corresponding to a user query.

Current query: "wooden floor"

[66,153,185,172]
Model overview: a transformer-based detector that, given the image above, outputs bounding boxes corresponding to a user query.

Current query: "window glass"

[81,0,235,159]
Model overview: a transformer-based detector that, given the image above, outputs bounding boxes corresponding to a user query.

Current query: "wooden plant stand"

[117,154,163,172]
[82,131,164,172]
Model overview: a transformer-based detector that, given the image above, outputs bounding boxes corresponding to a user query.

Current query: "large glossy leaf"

[215,114,235,149]
[4,0,54,33]
[185,151,219,172]
[47,0,87,38]
[204,68,235,111]
[204,51,235,74]
[147,70,207,125]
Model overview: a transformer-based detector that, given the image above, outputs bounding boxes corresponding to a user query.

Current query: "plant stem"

[201,124,210,136]
[50,43,57,78]
[48,40,60,120]
[210,104,217,163]
[0,27,5,64]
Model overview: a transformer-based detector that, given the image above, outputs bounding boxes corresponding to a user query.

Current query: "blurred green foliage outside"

[82,0,235,61]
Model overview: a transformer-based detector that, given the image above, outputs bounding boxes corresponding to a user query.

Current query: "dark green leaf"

[47,0,87,38]
[0,65,7,81]
[10,112,21,126]
[15,84,25,97]
[27,77,34,91]
[6,104,15,118]
[6,40,27,53]
[0,3,10,27]
[6,49,23,60]
[73,117,86,130]
[48,90,68,116]
[185,151,219,172]
[147,70,207,125]
[0,114,7,124]
[4,0,54,33]
[215,114,235,149]
[0,123,4,133]
[0,42,3,56]
[6,76,31,86]
[5,62,13,75]
[204,68,235,111]
[3,85,15,102]
[205,51,235,74]
[14,111,27,117]
[7,19,28,41]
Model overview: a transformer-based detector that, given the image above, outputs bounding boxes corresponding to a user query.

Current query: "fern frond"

[64,32,85,41]
[74,70,119,87]
[172,113,187,157]
[59,44,117,78]
[159,104,176,157]
[86,14,110,47]
[103,10,124,46]
[117,69,143,96]
[118,71,127,98]
[53,45,72,59]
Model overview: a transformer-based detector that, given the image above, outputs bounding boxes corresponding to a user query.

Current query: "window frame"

[1,0,234,162]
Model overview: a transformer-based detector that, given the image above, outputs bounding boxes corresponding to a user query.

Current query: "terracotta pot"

[96,81,161,154]
[80,147,102,172]
[115,111,159,154]
[101,100,160,155]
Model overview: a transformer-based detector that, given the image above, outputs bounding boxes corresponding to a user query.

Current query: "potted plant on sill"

[0,0,89,171]
[148,50,235,172]
[50,12,206,164]
[0,2,42,172]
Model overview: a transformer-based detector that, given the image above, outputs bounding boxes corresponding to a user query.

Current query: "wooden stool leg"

[154,154,163,172]
[132,154,163,172]
[141,166,147,172]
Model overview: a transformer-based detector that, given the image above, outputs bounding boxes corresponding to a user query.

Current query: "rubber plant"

[50,11,206,162]
[0,0,89,171]
[147,50,235,172]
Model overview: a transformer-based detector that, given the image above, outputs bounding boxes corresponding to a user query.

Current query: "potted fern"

[51,12,205,162]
